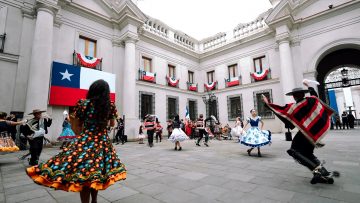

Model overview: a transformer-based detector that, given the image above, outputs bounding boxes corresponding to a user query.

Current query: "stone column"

[277,32,296,103]
[25,3,57,114]
[122,35,139,139]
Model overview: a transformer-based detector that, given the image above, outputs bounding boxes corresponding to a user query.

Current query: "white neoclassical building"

[1,0,360,141]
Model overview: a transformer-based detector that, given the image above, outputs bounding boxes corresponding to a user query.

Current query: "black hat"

[285,88,310,96]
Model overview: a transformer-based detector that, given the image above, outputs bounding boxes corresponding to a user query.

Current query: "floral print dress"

[26,99,126,192]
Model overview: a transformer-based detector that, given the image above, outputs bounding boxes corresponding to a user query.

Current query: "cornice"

[36,0,60,16]
[0,53,19,63]
[0,0,23,9]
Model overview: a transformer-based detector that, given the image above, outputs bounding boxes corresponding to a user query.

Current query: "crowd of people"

[0,79,354,202]
[332,111,356,130]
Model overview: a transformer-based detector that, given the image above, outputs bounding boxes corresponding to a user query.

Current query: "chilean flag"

[49,62,116,106]
[143,71,155,82]
[226,77,240,87]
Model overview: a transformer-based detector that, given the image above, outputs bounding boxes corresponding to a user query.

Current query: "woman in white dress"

[231,117,244,141]
[168,115,188,151]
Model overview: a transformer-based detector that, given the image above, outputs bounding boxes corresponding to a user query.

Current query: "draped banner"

[251,69,269,81]
[142,71,156,82]
[204,81,217,91]
[166,76,179,87]
[226,77,240,87]
[188,83,197,91]
[76,53,101,68]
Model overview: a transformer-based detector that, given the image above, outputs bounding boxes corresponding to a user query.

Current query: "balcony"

[73,51,102,71]
[166,76,179,88]
[250,68,271,83]
[225,76,242,88]
[204,81,217,92]
[186,82,198,92]
[139,69,157,83]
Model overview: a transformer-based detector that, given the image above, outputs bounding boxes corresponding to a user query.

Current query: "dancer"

[240,110,271,157]
[166,120,173,139]
[21,109,52,166]
[26,79,126,203]
[195,114,208,147]
[115,117,125,145]
[144,115,156,147]
[168,115,188,150]
[57,111,76,149]
[263,81,338,184]
[138,125,145,144]
[0,112,23,152]
[155,120,163,143]
[231,117,244,142]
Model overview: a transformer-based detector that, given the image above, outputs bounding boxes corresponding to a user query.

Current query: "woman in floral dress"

[26,80,126,203]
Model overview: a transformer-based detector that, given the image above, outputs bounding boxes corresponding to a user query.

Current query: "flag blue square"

[51,62,80,88]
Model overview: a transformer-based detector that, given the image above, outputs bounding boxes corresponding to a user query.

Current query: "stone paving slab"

[0,130,359,202]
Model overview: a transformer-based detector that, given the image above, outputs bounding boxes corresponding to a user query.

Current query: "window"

[188,71,194,83]
[168,64,176,78]
[253,56,266,73]
[228,64,238,78]
[227,95,243,121]
[79,36,97,57]
[188,100,197,120]
[142,56,152,72]
[207,71,215,83]
[206,99,218,119]
[139,92,155,120]
[167,96,179,120]
[253,89,274,119]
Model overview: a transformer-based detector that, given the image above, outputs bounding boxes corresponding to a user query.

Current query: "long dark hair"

[86,79,111,123]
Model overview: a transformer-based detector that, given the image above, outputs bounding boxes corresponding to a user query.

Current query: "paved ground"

[0,129,360,203]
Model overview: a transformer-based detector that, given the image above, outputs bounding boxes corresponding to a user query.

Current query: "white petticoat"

[231,126,244,139]
[168,128,189,143]
[138,133,146,139]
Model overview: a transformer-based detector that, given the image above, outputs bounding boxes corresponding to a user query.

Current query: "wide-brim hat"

[285,88,310,96]
[28,109,46,115]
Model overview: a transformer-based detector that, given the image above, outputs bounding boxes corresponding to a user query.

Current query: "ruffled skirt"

[58,127,76,141]
[240,127,271,147]
[168,128,189,143]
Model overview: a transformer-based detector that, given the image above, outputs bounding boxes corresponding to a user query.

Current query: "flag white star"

[60,69,74,81]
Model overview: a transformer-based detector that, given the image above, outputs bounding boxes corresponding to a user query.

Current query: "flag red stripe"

[143,76,154,81]
[227,80,239,86]
[49,86,115,106]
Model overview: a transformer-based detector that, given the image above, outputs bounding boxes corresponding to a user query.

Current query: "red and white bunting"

[251,69,269,81]
[167,76,179,87]
[143,71,155,82]
[76,53,101,68]
[189,83,197,91]
[204,81,217,91]
[226,77,240,87]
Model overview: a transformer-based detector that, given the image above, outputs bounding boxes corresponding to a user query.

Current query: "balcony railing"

[224,76,242,88]
[138,69,157,83]
[250,68,271,83]
[73,50,102,71]
[186,82,198,92]
[0,33,6,53]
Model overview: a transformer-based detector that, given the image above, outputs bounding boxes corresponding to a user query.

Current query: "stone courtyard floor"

[0,129,360,203]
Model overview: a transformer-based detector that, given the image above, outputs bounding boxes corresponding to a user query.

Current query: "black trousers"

[288,131,320,171]
[156,132,162,142]
[29,137,44,166]
[147,130,154,146]
[115,129,125,143]
[196,129,208,144]
[342,120,349,129]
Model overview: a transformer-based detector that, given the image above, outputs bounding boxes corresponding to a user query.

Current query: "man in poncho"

[262,82,338,184]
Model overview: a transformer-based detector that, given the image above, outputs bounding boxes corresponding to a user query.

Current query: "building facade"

[1,0,360,141]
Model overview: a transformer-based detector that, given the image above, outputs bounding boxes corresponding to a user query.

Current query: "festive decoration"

[142,71,156,82]
[166,76,179,87]
[251,69,269,81]
[226,77,240,87]
[204,81,217,91]
[188,83,197,91]
[76,53,101,68]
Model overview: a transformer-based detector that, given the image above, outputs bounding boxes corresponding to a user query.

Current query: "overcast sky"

[136,0,273,40]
